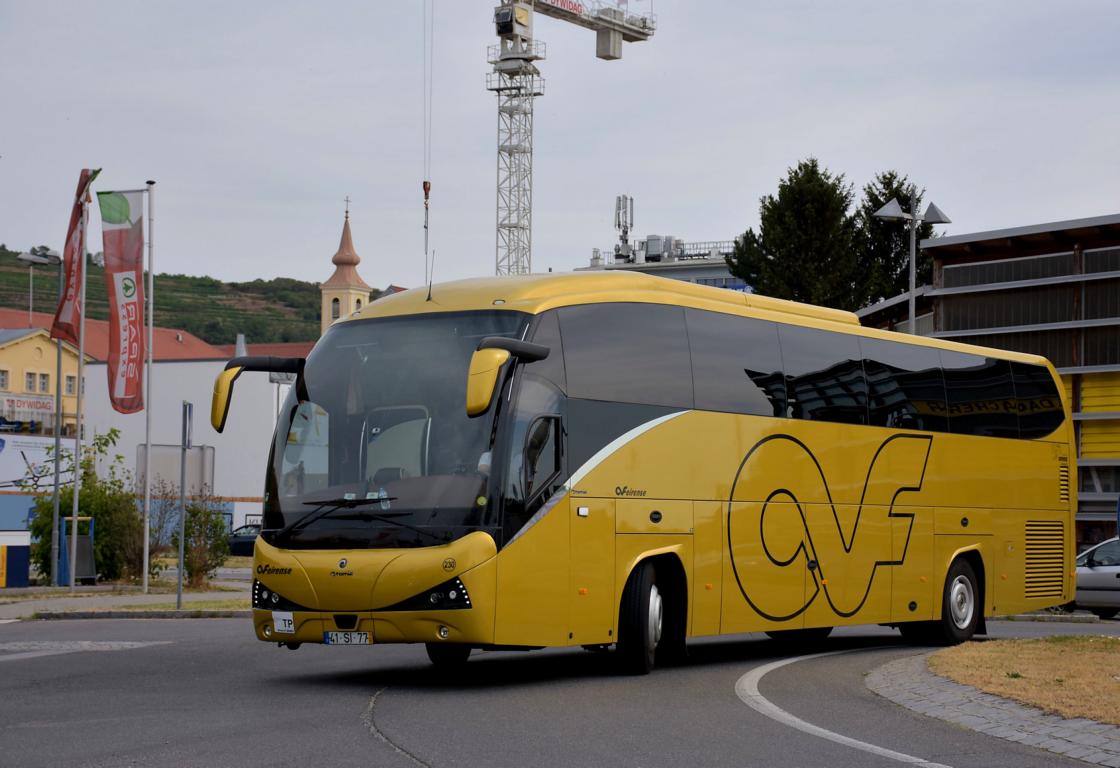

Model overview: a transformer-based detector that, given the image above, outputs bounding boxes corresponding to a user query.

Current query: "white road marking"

[735,649,953,768]
[0,619,20,624]
[0,640,172,663]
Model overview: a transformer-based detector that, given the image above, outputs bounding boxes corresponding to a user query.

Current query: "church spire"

[323,202,370,289]
[320,200,373,335]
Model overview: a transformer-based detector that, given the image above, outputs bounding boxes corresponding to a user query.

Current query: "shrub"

[171,487,230,588]
[25,430,147,582]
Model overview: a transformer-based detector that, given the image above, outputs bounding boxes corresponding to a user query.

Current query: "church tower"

[320,203,372,335]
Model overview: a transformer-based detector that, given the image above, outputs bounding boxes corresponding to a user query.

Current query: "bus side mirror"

[211,355,305,433]
[211,366,244,433]
[466,348,511,418]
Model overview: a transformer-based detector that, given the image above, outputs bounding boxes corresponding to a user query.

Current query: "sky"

[2,1,1119,290]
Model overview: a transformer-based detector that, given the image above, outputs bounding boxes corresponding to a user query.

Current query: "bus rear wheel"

[902,558,981,645]
[425,643,471,668]
[617,562,661,675]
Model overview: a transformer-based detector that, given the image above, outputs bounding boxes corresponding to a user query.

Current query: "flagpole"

[69,195,89,590]
[142,181,155,593]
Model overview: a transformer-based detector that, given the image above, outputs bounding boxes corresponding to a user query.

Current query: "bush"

[25,430,147,582]
[171,487,229,588]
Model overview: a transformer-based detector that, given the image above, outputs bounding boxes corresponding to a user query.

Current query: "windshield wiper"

[276,497,401,541]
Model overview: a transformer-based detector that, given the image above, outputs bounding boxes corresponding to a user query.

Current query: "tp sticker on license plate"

[272,611,294,634]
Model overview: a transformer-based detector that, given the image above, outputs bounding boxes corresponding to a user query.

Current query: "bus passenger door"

[569,499,615,645]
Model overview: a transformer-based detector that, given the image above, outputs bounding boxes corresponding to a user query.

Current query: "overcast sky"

[2,1,1118,290]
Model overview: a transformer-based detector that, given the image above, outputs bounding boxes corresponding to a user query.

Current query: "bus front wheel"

[617,561,661,675]
[425,643,471,668]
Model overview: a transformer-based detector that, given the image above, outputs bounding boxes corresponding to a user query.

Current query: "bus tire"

[425,643,471,668]
[764,626,832,647]
[935,558,981,645]
[617,561,661,675]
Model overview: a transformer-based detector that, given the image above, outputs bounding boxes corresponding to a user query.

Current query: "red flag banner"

[51,169,101,345]
[97,190,146,414]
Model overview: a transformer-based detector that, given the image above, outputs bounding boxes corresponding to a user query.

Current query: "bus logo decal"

[727,433,932,621]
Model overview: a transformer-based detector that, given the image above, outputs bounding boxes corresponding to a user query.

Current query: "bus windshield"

[262,310,529,549]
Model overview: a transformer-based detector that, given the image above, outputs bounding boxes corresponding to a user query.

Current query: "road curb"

[33,610,252,620]
[867,652,1120,766]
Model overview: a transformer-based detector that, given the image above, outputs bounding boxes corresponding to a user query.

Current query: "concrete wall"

[84,359,287,527]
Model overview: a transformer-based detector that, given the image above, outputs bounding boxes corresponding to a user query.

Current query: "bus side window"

[941,352,1019,438]
[860,337,947,431]
[558,303,693,409]
[1011,361,1064,439]
[529,310,567,393]
[523,415,561,501]
[778,325,868,425]
[686,309,785,418]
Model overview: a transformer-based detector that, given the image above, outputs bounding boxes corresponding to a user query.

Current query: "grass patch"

[929,636,1120,725]
[225,556,253,569]
[117,598,249,612]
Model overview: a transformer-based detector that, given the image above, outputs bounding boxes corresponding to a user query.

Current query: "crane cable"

[422,0,435,285]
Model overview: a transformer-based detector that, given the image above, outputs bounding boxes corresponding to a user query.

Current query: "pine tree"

[727,158,861,310]
[855,171,935,304]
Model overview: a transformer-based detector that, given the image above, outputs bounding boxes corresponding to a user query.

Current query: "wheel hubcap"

[648,584,663,649]
[949,575,974,630]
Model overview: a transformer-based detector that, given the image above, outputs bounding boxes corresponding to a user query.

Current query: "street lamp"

[16,249,61,327]
[16,248,64,586]
[872,197,951,334]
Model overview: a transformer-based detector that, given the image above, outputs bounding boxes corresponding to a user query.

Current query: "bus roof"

[353,272,860,326]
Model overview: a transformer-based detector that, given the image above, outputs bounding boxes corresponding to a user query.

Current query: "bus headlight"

[381,577,472,611]
[252,580,308,611]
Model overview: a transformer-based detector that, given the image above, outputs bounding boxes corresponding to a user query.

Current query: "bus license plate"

[324,631,370,645]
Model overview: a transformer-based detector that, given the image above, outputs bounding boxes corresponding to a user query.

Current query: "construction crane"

[487,0,656,276]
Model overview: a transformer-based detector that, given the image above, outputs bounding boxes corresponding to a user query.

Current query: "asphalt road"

[1,618,1117,768]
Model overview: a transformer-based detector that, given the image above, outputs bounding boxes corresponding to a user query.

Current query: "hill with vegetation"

[0,244,335,344]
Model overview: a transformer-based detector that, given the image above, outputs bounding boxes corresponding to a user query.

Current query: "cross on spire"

[344,195,351,219]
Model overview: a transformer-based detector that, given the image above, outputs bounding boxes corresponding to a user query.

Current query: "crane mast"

[487,1,655,276]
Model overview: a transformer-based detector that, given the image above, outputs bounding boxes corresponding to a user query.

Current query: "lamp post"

[17,248,63,586]
[872,196,951,334]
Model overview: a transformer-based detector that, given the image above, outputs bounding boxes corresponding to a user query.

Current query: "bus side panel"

[991,508,1071,616]
[569,498,616,645]
[722,501,806,633]
[801,503,894,630]
[891,507,935,622]
[691,501,723,637]
[493,503,570,647]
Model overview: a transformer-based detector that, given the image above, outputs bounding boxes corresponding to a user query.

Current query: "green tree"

[25,430,147,582]
[855,171,935,304]
[727,158,862,310]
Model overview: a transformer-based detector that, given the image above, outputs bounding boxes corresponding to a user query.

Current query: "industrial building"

[859,213,1120,548]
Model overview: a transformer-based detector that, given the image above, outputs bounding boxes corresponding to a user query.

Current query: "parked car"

[1075,536,1120,620]
[227,524,261,557]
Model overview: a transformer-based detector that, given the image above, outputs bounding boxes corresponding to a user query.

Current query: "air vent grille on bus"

[1024,521,1065,600]
[1058,461,1070,504]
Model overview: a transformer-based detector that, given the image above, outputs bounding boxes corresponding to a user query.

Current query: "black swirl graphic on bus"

[727,433,932,621]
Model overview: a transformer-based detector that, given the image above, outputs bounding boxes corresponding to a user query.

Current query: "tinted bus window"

[528,310,566,393]
[941,351,1018,438]
[860,337,947,431]
[1011,361,1064,439]
[778,325,867,425]
[559,303,694,408]
[686,309,785,417]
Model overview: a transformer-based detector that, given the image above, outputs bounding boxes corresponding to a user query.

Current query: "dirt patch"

[929,636,1120,726]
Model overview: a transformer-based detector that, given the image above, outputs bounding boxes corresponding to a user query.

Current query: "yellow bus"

[212,272,1074,673]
